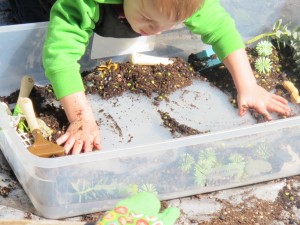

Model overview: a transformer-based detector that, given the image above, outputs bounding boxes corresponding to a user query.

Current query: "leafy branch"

[246,19,300,72]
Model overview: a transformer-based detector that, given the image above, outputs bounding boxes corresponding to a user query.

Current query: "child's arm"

[42,0,101,153]
[185,0,291,119]
[223,49,290,120]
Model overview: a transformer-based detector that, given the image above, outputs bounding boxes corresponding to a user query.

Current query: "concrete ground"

[1,145,300,224]
[1,0,300,224]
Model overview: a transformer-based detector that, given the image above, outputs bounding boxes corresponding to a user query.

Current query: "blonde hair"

[152,0,203,22]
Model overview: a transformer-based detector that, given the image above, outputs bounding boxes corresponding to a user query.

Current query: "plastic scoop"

[19,97,65,158]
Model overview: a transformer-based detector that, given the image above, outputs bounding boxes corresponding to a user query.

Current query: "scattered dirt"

[0,156,21,198]
[2,43,297,147]
[1,42,297,145]
[174,177,300,225]
[1,57,206,148]
[188,42,297,122]
[158,110,208,137]
[69,177,300,224]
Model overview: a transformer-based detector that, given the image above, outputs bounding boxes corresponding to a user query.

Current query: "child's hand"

[96,192,180,225]
[56,92,101,154]
[223,49,291,120]
[237,84,291,120]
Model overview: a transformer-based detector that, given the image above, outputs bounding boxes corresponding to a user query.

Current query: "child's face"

[123,0,180,36]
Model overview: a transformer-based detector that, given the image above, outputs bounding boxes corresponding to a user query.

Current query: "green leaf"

[275,30,282,38]
[273,19,282,31]
[292,32,298,40]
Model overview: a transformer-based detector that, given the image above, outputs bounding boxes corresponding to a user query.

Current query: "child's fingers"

[270,95,291,115]
[56,132,69,145]
[238,103,248,117]
[93,134,102,150]
[268,99,291,116]
[254,105,272,121]
[262,111,272,121]
[271,93,288,104]
[72,139,84,155]
[63,136,76,154]
[83,137,95,153]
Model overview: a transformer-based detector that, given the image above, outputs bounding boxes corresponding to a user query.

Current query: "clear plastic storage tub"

[1,0,300,219]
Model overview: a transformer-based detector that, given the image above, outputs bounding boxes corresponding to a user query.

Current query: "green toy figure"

[96,192,180,225]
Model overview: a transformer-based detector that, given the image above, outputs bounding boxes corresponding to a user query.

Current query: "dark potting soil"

[188,43,297,122]
[0,44,297,154]
[1,57,206,148]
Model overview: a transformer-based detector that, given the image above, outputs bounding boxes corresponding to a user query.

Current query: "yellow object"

[97,59,118,71]
[283,81,300,104]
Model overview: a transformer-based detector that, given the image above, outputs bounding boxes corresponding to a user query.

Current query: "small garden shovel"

[19,97,65,158]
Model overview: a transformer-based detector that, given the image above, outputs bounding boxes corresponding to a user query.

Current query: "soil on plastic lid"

[0,43,298,152]
[0,42,300,223]
[1,58,208,146]
[4,43,298,140]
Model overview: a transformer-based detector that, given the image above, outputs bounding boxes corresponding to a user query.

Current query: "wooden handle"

[283,80,299,95]
[17,75,35,102]
[283,80,300,103]
[130,52,173,65]
[18,97,40,131]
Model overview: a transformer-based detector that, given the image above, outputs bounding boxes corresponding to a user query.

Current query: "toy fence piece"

[196,48,222,71]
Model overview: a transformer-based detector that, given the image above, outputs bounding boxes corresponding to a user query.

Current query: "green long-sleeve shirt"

[43,0,244,99]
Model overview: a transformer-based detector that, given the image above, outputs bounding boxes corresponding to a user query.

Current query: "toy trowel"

[19,97,65,158]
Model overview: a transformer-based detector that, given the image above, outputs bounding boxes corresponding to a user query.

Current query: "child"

[10,0,291,155]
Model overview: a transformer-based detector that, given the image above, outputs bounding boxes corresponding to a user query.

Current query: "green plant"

[180,153,195,173]
[255,57,272,74]
[229,152,245,163]
[139,183,158,195]
[18,118,30,132]
[256,40,273,56]
[255,143,272,160]
[70,179,138,203]
[194,149,218,186]
[246,19,300,72]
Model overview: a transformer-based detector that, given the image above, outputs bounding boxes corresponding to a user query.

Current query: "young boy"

[10,0,291,155]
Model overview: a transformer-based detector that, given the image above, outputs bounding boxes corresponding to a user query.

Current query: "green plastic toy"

[96,192,180,225]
